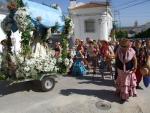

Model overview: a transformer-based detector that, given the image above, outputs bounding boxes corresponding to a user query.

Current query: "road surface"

[0,75,149,113]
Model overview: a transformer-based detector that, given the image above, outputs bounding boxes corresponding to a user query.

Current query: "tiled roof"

[71,2,109,10]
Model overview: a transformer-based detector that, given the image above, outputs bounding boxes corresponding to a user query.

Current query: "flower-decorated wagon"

[0,0,73,91]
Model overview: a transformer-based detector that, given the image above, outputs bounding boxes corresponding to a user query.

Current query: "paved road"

[0,75,149,113]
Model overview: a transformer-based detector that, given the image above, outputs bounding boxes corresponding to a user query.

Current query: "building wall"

[70,7,113,41]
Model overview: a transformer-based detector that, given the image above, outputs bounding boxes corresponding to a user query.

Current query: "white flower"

[54,66,59,72]
[49,66,54,72]
[57,57,62,63]
[43,66,50,72]
[52,58,57,64]
[19,57,24,63]
[70,59,73,64]
[26,59,35,67]
[24,66,30,72]
[69,59,73,68]
[15,51,59,78]
[64,58,70,66]
[36,65,43,71]
[70,50,76,58]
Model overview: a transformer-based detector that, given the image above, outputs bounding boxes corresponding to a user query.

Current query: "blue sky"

[31,0,150,27]
[112,0,150,27]
[1,0,150,26]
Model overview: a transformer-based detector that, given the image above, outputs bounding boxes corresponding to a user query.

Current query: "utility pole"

[118,11,121,29]
[113,10,119,41]
[113,10,121,29]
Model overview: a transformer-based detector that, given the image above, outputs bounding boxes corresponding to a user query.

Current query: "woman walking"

[116,39,137,102]
[133,40,143,89]
[87,40,98,74]
[100,40,114,76]
[71,44,87,76]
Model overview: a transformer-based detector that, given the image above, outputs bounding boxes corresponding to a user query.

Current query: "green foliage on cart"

[58,18,73,74]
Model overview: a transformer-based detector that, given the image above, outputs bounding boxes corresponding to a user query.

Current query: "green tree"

[115,30,128,39]
[134,28,150,39]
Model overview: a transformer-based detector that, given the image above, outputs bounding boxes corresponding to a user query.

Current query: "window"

[85,19,95,33]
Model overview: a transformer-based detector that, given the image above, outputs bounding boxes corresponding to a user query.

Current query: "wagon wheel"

[40,76,55,92]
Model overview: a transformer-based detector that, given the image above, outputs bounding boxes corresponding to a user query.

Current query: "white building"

[69,0,113,41]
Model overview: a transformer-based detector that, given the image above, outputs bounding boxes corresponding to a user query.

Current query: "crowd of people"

[54,38,150,103]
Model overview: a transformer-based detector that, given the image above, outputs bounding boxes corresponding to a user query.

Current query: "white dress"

[32,42,48,58]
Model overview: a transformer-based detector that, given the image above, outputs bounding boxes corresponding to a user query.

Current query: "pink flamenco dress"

[116,47,137,101]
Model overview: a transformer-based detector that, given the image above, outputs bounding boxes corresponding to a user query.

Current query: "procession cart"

[0,0,72,92]
[0,67,56,92]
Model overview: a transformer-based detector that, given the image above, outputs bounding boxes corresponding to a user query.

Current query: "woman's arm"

[79,50,84,58]
[132,55,137,72]
[109,46,115,57]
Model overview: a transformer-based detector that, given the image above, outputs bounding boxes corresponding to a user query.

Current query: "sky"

[1,0,150,27]
[31,0,150,27]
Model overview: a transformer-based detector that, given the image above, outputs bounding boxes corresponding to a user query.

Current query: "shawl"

[117,46,135,72]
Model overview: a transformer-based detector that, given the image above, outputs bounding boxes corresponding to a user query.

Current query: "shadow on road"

[0,81,42,96]
[60,89,120,103]
[79,79,115,87]
[74,75,115,87]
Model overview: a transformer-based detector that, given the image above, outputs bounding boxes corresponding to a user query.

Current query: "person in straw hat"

[115,38,137,102]
[86,39,98,74]
[71,42,87,76]
[99,40,114,76]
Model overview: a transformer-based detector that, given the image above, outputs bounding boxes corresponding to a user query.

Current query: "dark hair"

[1,39,7,45]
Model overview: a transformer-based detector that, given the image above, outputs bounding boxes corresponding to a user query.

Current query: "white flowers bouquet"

[57,57,73,67]
[16,54,59,78]
[56,57,73,74]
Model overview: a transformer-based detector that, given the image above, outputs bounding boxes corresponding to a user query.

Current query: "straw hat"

[80,40,84,43]
[89,39,93,43]
[119,38,130,47]
[140,67,150,76]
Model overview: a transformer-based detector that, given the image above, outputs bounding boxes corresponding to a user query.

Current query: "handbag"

[143,76,150,87]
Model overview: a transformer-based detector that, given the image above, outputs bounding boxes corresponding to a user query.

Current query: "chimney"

[70,0,76,8]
